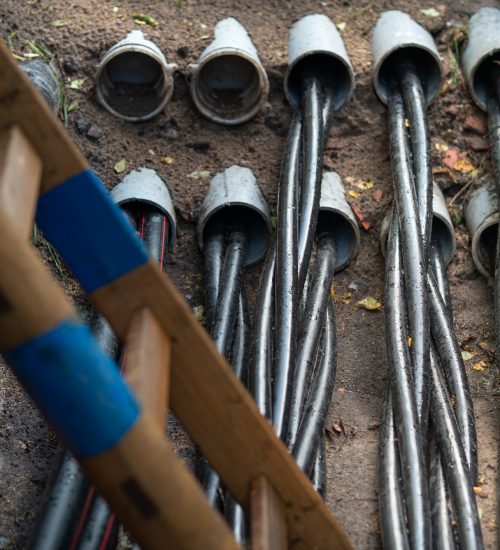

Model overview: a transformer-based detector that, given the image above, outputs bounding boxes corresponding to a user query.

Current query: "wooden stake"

[0,126,42,240]
[124,307,171,430]
[250,476,287,550]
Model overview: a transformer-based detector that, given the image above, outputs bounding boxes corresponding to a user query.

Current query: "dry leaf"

[472,361,487,371]
[348,190,360,198]
[113,159,127,173]
[357,296,382,311]
[454,158,476,174]
[355,179,374,190]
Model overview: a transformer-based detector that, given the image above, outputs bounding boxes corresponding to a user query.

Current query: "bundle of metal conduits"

[373,11,482,549]
[194,14,359,543]
[28,168,176,550]
[462,7,500,540]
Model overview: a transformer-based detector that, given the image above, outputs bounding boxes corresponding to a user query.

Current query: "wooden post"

[124,307,171,429]
[250,476,287,550]
[0,126,42,240]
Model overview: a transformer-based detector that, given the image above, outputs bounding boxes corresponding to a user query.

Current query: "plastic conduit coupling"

[188,18,269,125]
[380,183,456,265]
[465,183,499,283]
[20,60,61,114]
[197,165,271,266]
[284,14,354,109]
[110,167,176,249]
[318,172,360,271]
[462,8,500,111]
[371,10,443,105]
[95,30,176,122]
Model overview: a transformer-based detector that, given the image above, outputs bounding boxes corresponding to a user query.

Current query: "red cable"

[98,514,117,550]
[160,215,167,269]
[68,486,95,550]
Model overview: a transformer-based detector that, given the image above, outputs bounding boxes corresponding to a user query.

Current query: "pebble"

[86,125,103,140]
[75,116,91,134]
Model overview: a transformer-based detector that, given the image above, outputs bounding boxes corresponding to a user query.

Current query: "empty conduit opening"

[96,51,170,121]
[192,54,266,124]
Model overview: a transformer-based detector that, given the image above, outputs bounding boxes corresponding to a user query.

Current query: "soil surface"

[0,0,499,548]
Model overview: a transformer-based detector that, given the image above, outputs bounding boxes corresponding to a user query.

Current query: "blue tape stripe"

[36,169,148,293]
[4,318,141,457]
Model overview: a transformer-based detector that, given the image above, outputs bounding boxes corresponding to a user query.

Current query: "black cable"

[311,436,327,500]
[430,436,456,550]
[427,272,478,478]
[248,240,275,420]
[384,212,431,550]
[210,226,248,358]
[429,346,483,549]
[378,393,410,550]
[287,230,336,448]
[388,77,430,430]
[203,224,225,329]
[430,239,453,318]
[398,58,433,261]
[297,74,324,292]
[292,300,336,477]
[28,451,89,550]
[272,111,302,438]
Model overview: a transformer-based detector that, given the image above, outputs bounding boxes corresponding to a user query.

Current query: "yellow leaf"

[355,180,374,190]
[330,286,335,299]
[434,142,449,152]
[348,190,360,198]
[357,296,382,311]
[113,159,127,174]
[454,158,476,174]
[472,361,487,371]
[407,337,412,347]
[161,156,174,165]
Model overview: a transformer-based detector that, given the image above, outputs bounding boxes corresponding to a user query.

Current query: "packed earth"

[0,0,498,548]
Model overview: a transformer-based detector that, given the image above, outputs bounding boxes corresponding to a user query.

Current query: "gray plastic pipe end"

[465,184,498,283]
[188,18,269,125]
[284,14,354,109]
[20,60,61,114]
[380,184,456,265]
[318,172,360,271]
[371,10,443,105]
[111,167,176,249]
[462,8,500,111]
[95,30,177,122]
[197,165,271,266]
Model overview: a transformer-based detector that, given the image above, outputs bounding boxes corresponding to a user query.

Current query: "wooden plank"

[81,412,239,550]
[250,476,287,550]
[91,260,352,550]
[124,307,170,430]
[0,40,87,191]
[0,126,42,240]
[0,216,73,348]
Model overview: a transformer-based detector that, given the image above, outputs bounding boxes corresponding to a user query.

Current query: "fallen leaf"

[68,78,86,90]
[472,361,487,371]
[330,286,335,299]
[420,7,440,17]
[461,350,473,361]
[113,159,127,174]
[464,115,487,135]
[336,22,347,32]
[473,486,482,495]
[348,190,360,198]
[408,337,412,347]
[353,205,370,230]
[132,13,158,26]
[355,179,374,190]
[187,170,210,179]
[67,100,79,113]
[192,305,205,322]
[161,156,174,165]
[52,20,67,27]
[454,158,476,174]
[357,296,382,311]
[435,142,449,153]
[343,291,352,305]
[443,148,459,170]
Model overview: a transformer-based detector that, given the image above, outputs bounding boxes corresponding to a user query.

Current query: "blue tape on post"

[4,318,141,457]
[36,169,148,293]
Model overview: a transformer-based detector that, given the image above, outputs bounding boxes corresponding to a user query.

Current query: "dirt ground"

[0,0,499,548]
